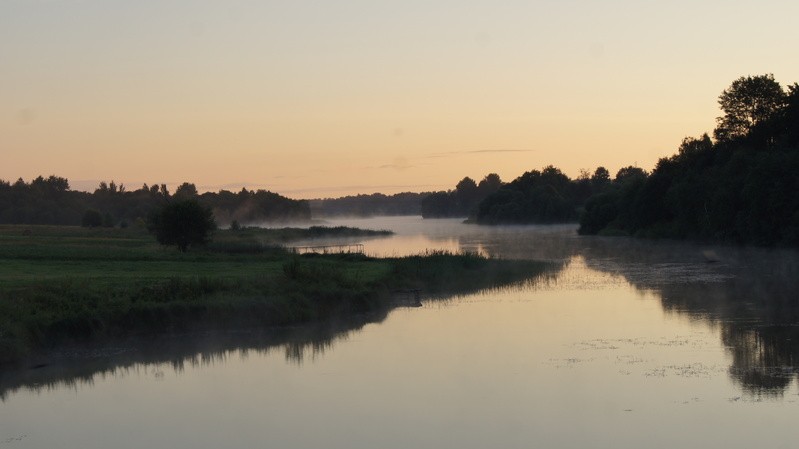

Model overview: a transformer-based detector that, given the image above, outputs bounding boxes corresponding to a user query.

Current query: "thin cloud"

[362,156,425,171]
[426,149,536,158]
[379,156,413,171]
[377,163,416,170]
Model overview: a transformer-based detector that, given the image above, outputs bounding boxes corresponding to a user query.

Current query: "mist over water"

[2,216,798,449]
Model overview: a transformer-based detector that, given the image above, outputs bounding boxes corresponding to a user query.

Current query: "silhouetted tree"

[580,74,799,246]
[714,74,786,142]
[591,167,611,190]
[477,173,502,194]
[102,211,115,228]
[147,199,216,252]
[454,177,478,213]
[777,83,799,147]
[421,173,504,218]
[476,166,578,224]
[614,166,647,184]
[421,192,453,218]
[81,209,103,228]
[0,176,308,227]
[676,134,713,158]
[174,182,198,199]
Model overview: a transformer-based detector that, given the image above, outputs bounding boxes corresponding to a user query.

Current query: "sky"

[2,0,799,198]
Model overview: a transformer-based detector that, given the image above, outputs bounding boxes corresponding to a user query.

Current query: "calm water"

[2,216,799,448]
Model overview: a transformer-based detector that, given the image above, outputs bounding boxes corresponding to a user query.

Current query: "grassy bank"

[0,225,550,363]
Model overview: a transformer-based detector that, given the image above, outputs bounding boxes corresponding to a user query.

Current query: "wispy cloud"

[360,150,532,171]
[377,156,413,171]
[425,149,536,158]
[360,156,428,171]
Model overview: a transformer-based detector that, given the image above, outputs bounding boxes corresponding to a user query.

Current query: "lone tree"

[714,74,787,141]
[81,209,103,228]
[147,199,216,252]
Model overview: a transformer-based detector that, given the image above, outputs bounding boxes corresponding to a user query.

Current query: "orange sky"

[3,1,799,198]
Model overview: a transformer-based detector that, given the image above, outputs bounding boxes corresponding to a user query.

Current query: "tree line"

[578,74,799,246]
[421,173,503,218]
[441,74,799,246]
[310,192,429,217]
[418,166,645,224]
[0,178,310,228]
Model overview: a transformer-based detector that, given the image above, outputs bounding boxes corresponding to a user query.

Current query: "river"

[1,216,798,448]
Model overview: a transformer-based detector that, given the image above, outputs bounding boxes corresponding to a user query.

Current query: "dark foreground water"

[2,217,798,448]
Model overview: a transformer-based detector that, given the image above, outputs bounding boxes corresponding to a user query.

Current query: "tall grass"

[389,250,551,294]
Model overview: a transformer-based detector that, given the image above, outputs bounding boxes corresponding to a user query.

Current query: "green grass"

[0,225,550,363]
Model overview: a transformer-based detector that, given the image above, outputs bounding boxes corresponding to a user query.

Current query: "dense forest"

[474,167,594,224]
[470,74,799,247]
[421,167,646,224]
[579,74,799,246]
[310,192,429,217]
[0,179,310,227]
[421,174,503,218]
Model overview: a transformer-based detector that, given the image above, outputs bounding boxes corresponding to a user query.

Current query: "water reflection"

[0,311,388,401]
[654,262,799,396]
[0,256,561,401]
[3,217,798,400]
[322,217,799,395]
[571,236,799,396]
[489,231,799,396]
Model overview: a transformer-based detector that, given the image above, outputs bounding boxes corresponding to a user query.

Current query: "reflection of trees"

[0,311,389,401]
[333,224,799,395]
[578,237,799,396]
[6,221,794,398]
[459,225,799,395]
[722,327,799,394]
[453,221,799,395]
[0,256,561,401]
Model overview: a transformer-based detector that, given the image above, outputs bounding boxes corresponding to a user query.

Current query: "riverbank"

[0,225,551,364]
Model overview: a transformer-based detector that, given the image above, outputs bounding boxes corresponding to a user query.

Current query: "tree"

[477,173,502,194]
[778,83,799,147]
[454,177,479,214]
[455,177,478,198]
[174,182,198,199]
[147,199,216,252]
[102,211,115,228]
[677,134,713,157]
[82,209,103,228]
[421,192,453,218]
[590,167,611,191]
[614,166,647,184]
[714,74,786,141]
[475,166,580,224]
